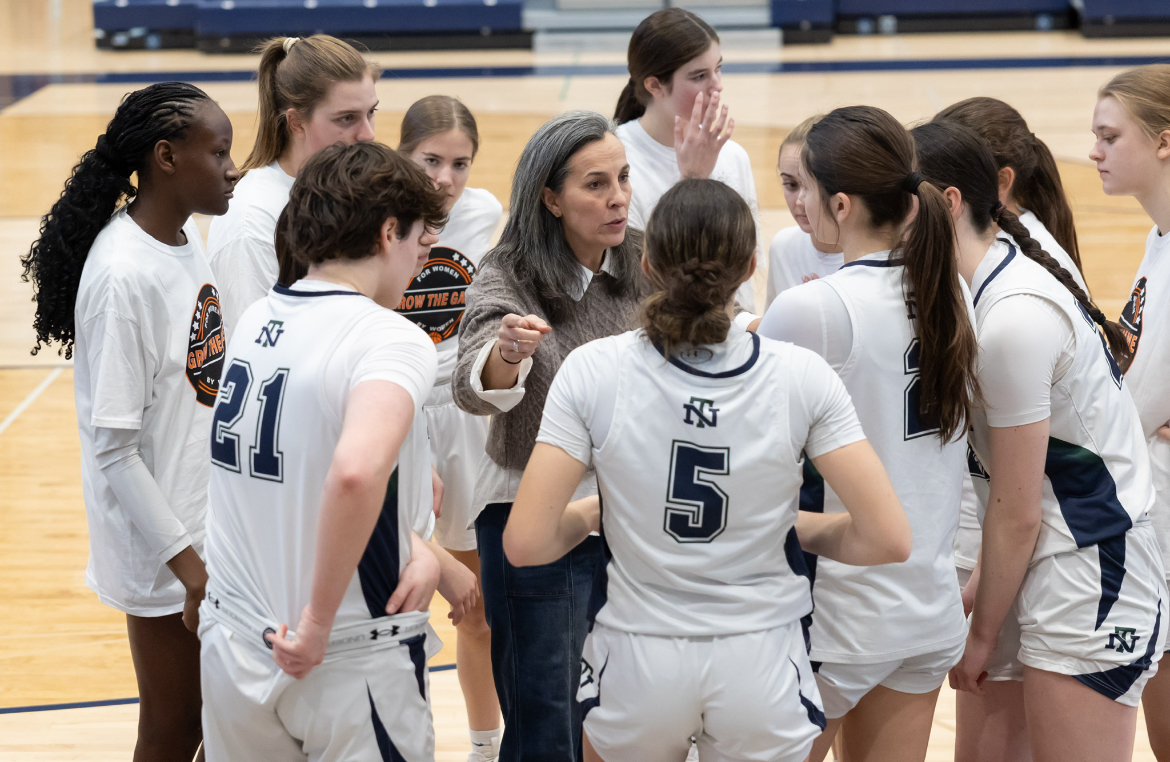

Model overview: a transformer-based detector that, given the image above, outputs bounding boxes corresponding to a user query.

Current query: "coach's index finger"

[519,315,552,335]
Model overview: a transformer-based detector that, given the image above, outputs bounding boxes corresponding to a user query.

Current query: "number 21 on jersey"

[210,359,289,482]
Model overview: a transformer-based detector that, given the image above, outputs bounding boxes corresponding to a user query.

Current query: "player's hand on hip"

[497,314,551,364]
[438,555,480,626]
[949,631,993,695]
[268,607,331,679]
[387,537,441,615]
[674,90,733,181]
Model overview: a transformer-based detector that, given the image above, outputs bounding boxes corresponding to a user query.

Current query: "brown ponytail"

[614,9,719,125]
[804,106,978,443]
[933,97,1083,273]
[243,35,381,171]
[640,178,755,357]
[913,119,1133,371]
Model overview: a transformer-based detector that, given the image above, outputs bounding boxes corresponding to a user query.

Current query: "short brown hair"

[276,141,446,271]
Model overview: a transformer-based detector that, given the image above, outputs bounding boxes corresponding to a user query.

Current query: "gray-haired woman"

[453,110,648,761]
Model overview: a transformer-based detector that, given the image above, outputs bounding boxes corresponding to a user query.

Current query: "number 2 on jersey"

[903,339,939,440]
[664,441,729,543]
[211,359,289,482]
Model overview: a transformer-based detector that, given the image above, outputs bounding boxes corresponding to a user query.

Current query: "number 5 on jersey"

[664,440,730,543]
[211,359,289,482]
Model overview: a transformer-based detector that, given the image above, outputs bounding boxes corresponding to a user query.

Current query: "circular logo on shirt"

[395,247,477,344]
[1120,276,1146,359]
[187,283,226,407]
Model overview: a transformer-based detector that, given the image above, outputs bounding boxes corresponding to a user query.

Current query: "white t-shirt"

[537,328,864,636]
[765,226,844,310]
[615,119,762,311]
[1120,225,1170,575]
[74,208,226,615]
[760,250,970,662]
[207,162,295,338]
[204,279,437,635]
[395,187,502,385]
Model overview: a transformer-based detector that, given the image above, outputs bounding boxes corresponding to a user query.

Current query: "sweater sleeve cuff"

[470,340,532,414]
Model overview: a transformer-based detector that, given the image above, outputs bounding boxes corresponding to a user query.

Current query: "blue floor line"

[3,52,1169,110]
[0,663,458,715]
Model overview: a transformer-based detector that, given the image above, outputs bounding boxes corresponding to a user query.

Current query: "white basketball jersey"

[969,241,1154,562]
[583,331,856,637]
[204,282,436,634]
[809,251,968,663]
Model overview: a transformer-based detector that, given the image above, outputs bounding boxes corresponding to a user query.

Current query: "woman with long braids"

[914,119,1167,762]
[758,106,977,762]
[20,82,239,761]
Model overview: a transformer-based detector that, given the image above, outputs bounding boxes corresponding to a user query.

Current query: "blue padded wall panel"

[837,0,1067,13]
[1082,0,1170,19]
[195,0,523,35]
[94,0,199,29]
[772,0,834,26]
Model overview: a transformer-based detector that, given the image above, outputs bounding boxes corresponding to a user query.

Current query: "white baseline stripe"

[0,367,63,437]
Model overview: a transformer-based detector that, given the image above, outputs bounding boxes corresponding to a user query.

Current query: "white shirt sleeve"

[757,280,854,372]
[80,309,152,429]
[468,339,534,414]
[789,348,867,458]
[325,312,439,416]
[977,294,1074,428]
[94,426,193,561]
[535,343,618,467]
[209,234,279,340]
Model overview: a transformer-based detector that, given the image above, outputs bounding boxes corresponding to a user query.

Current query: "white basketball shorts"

[577,621,825,762]
[1016,523,1167,706]
[813,638,965,720]
[200,612,435,761]
[425,382,489,552]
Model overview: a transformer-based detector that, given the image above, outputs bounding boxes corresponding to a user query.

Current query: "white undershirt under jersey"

[759,250,970,663]
[537,327,864,636]
[1120,225,1170,576]
[395,187,502,384]
[1016,209,1088,295]
[74,208,227,616]
[615,119,762,311]
[207,162,295,338]
[204,279,437,634]
[765,226,844,310]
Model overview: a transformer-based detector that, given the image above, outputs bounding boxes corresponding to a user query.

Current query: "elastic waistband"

[203,589,429,661]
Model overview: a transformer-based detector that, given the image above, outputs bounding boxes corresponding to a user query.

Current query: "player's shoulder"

[562,330,640,374]
[769,225,806,254]
[209,165,292,247]
[457,187,504,218]
[719,138,751,164]
[757,333,840,391]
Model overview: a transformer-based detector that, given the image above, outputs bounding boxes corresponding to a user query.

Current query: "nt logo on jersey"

[1107,626,1141,654]
[255,320,285,348]
[683,397,719,428]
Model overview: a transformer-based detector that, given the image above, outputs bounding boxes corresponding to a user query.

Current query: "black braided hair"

[993,207,1132,370]
[911,119,1133,372]
[20,82,211,358]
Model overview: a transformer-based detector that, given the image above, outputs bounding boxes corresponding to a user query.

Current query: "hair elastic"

[94,133,133,177]
[902,172,924,194]
[283,37,301,53]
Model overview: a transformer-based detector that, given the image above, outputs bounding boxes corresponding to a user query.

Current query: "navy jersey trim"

[357,469,403,619]
[840,257,895,269]
[972,243,1017,307]
[273,284,363,298]
[1074,601,1161,701]
[797,455,825,586]
[405,634,428,699]
[367,685,408,762]
[790,658,828,730]
[586,490,611,632]
[579,655,608,717]
[660,333,761,378]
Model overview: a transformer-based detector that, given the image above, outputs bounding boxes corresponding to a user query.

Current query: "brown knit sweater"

[453,257,647,471]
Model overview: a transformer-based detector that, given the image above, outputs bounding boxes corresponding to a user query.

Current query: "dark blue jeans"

[476,501,602,762]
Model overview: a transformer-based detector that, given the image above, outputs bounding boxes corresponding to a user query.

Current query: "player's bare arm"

[503,443,601,567]
[797,439,911,566]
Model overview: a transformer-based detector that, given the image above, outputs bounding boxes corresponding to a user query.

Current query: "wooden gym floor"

[0,0,1167,758]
